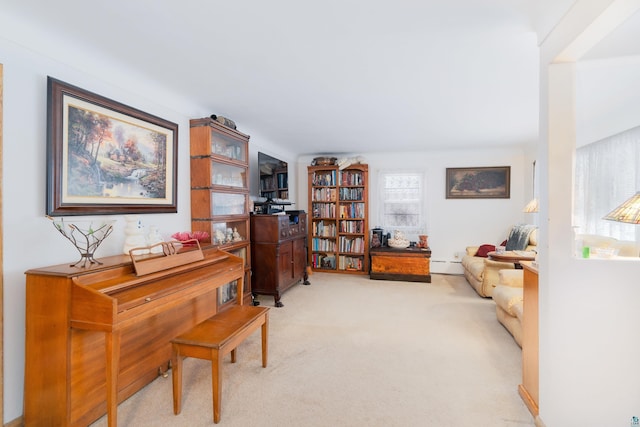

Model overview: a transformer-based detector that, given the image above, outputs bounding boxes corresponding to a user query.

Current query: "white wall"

[576,56,640,147]
[538,2,640,426]
[297,148,533,275]
[0,38,201,421]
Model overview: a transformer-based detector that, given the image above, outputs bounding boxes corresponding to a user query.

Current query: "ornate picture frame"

[46,77,178,215]
[445,166,511,199]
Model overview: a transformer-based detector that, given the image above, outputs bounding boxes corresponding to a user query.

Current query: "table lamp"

[602,191,640,224]
[523,198,539,213]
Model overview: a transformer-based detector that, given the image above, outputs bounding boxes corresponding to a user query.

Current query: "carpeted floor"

[91,273,535,427]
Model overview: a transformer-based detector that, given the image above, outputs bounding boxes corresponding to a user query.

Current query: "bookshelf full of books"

[308,163,369,274]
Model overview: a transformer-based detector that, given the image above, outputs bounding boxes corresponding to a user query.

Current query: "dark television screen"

[258,152,288,201]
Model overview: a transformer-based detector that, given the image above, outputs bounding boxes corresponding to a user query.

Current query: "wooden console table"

[370,246,431,282]
[519,261,539,416]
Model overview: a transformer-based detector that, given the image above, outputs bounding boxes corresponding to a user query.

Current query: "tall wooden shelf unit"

[308,164,369,274]
[189,117,252,306]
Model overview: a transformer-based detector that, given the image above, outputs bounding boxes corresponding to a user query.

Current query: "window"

[378,170,426,240]
[574,126,640,241]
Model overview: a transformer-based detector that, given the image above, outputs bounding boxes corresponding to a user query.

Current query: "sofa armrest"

[497,269,524,288]
[466,246,479,256]
[482,258,516,290]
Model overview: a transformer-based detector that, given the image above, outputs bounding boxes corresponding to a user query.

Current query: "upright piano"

[24,246,244,427]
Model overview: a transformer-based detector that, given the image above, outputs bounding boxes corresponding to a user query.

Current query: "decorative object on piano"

[146,226,165,254]
[129,239,205,276]
[417,234,429,249]
[171,230,210,246]
[46,77,178,216]
[123,215,149,255]
[387,230,410,249]
[48,216,115,267]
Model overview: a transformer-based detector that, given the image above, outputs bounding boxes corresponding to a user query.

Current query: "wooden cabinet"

[251,212,309,307]
[190,117,252,306]
[308,164,369,274]
[519,261,539,416]
[370,246,432,282]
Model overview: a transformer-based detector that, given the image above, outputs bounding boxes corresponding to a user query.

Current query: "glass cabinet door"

[211,160,247,188]
[211,131,247,163]
[210,192,247,216]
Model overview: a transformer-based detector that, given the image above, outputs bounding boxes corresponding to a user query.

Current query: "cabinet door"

[292,238,307,280]
[278,241,294,285]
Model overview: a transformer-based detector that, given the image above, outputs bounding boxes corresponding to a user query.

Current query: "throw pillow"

[505,225,536,251]
[476,244,496,257]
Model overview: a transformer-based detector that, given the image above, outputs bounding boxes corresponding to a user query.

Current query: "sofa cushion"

[475,244,496,257]
[492,285,523,317]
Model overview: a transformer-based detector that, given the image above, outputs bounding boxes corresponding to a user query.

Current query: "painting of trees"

[47,77,178,215]
[66,105,169,199]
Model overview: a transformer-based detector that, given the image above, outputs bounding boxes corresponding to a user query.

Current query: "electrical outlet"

[454,252,460,260]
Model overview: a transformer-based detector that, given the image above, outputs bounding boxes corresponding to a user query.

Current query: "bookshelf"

[308,164,369,274]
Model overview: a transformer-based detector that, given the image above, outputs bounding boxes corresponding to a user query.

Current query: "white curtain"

[574,126,640,240]
[377,170,426,240]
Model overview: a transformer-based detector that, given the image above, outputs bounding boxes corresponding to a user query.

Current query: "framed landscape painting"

[46,77,178,216]
[446,166,510,199]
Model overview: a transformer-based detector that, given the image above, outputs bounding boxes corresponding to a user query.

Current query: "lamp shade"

[603,191,640,224]
[523,198,539,213]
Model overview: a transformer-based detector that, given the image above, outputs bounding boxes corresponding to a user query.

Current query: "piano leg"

[106,330,121,427]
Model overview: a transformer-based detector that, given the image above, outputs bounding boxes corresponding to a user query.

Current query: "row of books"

[339,236,365,254]
[338,203,365,219]
[338,255,364,271]
[312,171,336,186]
[339,219,364,233]
[339,171,364,186]
[311,253,336,269]
[338,187,363,201]
[312,188,337,202]
[311,237,336,252]
[312,203,336,218]
[313,220,336,237]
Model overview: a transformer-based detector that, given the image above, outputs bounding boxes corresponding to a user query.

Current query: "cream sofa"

[492,269,524,346]
[461,228,537,298]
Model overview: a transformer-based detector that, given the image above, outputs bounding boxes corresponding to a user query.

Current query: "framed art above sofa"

[445,166,510,199]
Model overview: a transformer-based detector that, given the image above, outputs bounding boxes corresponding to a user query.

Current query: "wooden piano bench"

[171,304,270,424]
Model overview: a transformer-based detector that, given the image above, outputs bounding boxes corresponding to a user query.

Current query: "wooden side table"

[369,246,431,282]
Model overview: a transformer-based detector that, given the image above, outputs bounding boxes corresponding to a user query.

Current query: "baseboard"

[5,416,23,427]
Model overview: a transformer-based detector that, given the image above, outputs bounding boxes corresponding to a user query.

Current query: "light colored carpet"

[91,273,535,427]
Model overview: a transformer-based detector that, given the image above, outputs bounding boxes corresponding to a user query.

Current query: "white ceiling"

[4,0,638,155]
